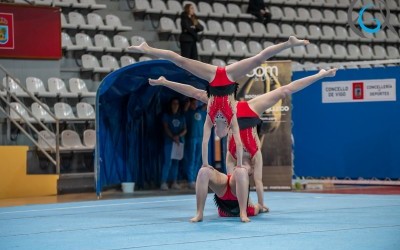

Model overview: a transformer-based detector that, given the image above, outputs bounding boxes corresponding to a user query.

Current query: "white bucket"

[121,182,135,193]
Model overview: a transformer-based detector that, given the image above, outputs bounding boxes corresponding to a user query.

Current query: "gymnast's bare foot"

[240,212,251,223]
[148,76,166,86]
[190,214,203,223]
[127,42,150,53]
[288,36,310,47]
[319,68,338,77]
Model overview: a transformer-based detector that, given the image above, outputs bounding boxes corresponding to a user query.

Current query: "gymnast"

[128,36,309,171]
[148,68,337,222]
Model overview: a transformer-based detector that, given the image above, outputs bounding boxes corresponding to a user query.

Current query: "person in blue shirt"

[161,97,187,191]
[184,98,207,189]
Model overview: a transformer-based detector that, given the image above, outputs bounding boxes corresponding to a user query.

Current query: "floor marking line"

[0,198,194,215]
[107,224,400,250]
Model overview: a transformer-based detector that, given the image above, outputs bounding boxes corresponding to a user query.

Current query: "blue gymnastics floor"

[0,192,399,250]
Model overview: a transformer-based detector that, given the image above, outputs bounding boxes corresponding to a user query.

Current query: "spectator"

[180,3,204,60]
[184,98,206,189]
[160,98,187,191]
[247,0,271,24]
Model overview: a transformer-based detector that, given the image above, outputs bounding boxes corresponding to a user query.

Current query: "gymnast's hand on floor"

[148,76,166,86]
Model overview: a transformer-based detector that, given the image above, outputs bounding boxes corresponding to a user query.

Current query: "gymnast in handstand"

[129,36,309,171]
[148,68,337,222]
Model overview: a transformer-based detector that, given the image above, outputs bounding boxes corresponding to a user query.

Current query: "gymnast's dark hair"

[213,185,250,217]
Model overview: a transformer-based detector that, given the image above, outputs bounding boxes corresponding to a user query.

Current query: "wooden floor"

[1,185,399,208]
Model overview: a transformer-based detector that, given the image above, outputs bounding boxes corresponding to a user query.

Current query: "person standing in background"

[161,98,187,191]
[247,0,272,24]
[184,98,206,189]
[180,3,204,60]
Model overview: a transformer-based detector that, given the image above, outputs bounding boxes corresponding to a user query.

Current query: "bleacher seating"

[26,77,57,98]
[69,78,96,97]
[76,102,95,119]
[38,130,57,150]
[83,129,96,148]
[2,77,28,97]
[61,130,86,149]
[54,102,77,120]
[4,0,400,177]
[81,54,111,73]
[120,55,136,67]
[48,77,79,98]
[9,102,34,122]
[31,102,55,123]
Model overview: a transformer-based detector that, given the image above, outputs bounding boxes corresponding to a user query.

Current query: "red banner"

[352,82,364,100]
[0,13,14,49]
[0,4,61,59]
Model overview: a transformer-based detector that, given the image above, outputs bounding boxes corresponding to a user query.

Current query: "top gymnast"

[128,36,309,169]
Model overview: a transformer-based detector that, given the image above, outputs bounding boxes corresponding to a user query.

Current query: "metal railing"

[0,64,61,174]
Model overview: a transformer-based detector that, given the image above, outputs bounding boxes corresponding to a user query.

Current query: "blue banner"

[292,66,400,179]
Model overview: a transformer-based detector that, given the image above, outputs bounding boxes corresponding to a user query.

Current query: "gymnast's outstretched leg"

[248,68,338,115]
[226,36,309,82]
[128,43,216,82]
[148,77,209,104]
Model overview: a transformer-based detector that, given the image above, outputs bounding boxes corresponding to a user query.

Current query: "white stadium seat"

[61,130,85,149]
[2,77,28,97]
[83,129,96,148]
[69,78,97,97]
[68,12,96,30]
[48,77,78,98]
[61,32,84,51]
[81,54,111,73]
[54,102,76,119]
[26,77,57,98]
[38,130,57,150]
[31,102,55,122]
[87,13,114,31]
[76,102,95,119]
[75,33,104,52]
[94,34,122,53]
[101,55,120,71]
[105,15,132,31]
[120,55,136,67]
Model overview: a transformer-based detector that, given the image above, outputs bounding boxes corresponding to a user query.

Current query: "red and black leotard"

[214,174,255,217]
[228,101,262,159]
[207,67,238,125]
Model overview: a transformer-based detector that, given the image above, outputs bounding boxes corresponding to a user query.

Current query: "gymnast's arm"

[201,115,213,168]
[253,153,268,212]
[148,76,209,104]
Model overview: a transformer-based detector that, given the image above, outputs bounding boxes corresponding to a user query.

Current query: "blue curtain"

[95,60,208,195]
